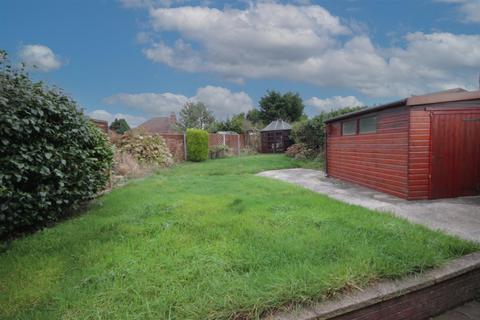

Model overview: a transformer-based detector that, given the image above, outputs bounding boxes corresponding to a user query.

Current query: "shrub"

[186,129,208,161]
[0,51,114,238]
[291,106,365,154]
[117,133,174,168]
[285,143,307,158]
[209,144,230,159]
[291,118,324,151]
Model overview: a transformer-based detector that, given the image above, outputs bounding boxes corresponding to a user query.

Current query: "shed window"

[359,116,377,134]
[342,120,357,135]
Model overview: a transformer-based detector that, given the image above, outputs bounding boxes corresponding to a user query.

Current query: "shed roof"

[261,119,292,132]
[325,88,480,123]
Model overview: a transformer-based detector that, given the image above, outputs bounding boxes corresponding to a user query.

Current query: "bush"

[209,144,230,159]
[117,133,173,168]
[285,143,319,160]
[291,106,365,154]
[0,51,113,238]
[291,118,324,151]
[285,143,307,158]
[186,129,208,161]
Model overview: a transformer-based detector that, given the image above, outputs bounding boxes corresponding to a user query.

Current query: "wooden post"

[183,133,187,161]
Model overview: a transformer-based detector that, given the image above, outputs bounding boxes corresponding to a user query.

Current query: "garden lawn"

[0,155,478,319]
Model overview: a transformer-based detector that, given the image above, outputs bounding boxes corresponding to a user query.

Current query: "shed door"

[430,111,480,199]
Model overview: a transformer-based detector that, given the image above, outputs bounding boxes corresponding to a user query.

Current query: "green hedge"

[0,51,114,239]
[186,129,208,162]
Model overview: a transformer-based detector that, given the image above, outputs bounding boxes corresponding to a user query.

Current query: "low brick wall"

[331,268,480,320]
[271,252,480,320]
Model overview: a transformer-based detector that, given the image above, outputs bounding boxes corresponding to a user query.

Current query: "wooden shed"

[325,89,480,200]
[260,120,293,153]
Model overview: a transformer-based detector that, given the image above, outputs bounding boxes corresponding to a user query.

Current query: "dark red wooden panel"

[327,106,410,199]
[430,111,480,199]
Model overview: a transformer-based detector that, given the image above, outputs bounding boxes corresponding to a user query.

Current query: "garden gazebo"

[260,119,293,153]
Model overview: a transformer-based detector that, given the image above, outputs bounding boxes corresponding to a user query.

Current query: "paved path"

[257,169,480,243]
[432,300,480,320]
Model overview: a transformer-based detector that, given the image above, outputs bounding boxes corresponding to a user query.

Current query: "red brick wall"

[159,133,185,161]
[331,268,480,320]
[90,119,109,134]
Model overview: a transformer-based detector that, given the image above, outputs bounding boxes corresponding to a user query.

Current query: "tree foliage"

[291,106,364,153]
[258,90,305,124]
[213,113,253,133]
[109,118,130,134]
[0,50,114,238]
[176,102,215,132]
[246,109,264,128]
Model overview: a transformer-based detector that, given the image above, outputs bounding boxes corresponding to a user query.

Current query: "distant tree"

[213,113,253,133]
[246,109,264,127]
[109,118,130,134]
[258,90,305,123]
[176,102,215,132]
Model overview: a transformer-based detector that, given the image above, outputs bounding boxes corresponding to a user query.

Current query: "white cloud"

[88,109,147,128]
[193,86,253,118]
[103,92,189,114]
[103,86,254,119]
[439,0,480,23]
[306,95,364,112]
[136,2,480,97]
[19,44,63,72]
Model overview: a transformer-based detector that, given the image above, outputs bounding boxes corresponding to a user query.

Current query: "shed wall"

[408,101,480,199]
[407,107,431,199]
[326,106,410,199]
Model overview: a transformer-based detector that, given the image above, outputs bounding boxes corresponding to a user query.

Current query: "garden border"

[269,252,480,320]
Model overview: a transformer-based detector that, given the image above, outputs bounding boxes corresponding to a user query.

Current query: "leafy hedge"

[0,51,113,239]
[186,129,208,162]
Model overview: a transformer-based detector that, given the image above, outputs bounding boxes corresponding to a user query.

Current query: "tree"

[0,50,113,238]
[109,118,130,134]
[213,113,253,133]
[258,90,305,123]
[175,102,215,132]
[246,109,264,128]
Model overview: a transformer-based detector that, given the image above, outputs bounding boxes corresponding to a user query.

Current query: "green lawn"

[0,155,477,319]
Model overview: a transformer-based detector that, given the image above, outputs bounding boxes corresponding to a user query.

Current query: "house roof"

[261,119,292,132]
[325,88,480,123]
[136,116,176,134]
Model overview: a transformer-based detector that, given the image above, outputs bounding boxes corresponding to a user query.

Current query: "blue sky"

[2,0,480,126]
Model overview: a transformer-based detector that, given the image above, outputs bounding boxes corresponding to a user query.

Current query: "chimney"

[170,112,177,124]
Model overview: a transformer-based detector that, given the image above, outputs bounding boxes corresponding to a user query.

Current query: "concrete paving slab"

[431,300,480,320]
[257,169,480,243]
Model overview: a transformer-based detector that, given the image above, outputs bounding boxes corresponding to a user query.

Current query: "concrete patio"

[257,168,480,243]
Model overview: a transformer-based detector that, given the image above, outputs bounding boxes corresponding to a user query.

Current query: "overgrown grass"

[0,155,477,319]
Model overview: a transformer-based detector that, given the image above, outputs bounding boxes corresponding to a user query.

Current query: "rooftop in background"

[261,119,292,132]
[325,88,480,123]
[135,113,177,134]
